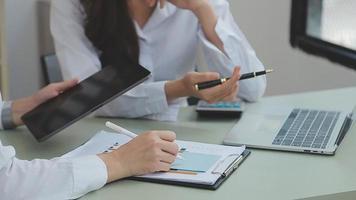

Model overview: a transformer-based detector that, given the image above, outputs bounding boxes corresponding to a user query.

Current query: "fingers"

[158,149,178,172]
[159,151,177,164]
[200,81,235,102]
[157,131,176,142]
[143,130,178,155]
[157,131,179,154]
[52,79,78,92]
[160,140,179,155]
[147,131,177,172]
[158,162,171,172]
[34,79,78,103]
[222,84,238,102]
[195,72,220,83]
[228,67,241,84]
[219,67,240,100]
[198,67,240,103]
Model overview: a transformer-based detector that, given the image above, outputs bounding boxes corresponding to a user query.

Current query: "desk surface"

[1,87,356,200]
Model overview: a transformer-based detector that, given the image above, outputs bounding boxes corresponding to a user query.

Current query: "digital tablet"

[22,61,150,142]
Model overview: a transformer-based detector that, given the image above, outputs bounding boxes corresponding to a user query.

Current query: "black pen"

[194,69,274,91]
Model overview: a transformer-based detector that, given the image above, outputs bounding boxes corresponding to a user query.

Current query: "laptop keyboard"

[272,109,340,149]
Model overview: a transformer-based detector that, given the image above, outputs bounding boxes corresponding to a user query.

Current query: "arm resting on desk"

[0,155,107,199]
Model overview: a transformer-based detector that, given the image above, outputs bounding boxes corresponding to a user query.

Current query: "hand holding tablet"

[22,61,150,142]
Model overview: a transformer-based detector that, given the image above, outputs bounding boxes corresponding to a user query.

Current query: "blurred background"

[0,0,356,100]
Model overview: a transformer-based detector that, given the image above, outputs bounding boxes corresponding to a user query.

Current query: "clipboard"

[62,131,250,190]
[129,149,250,190]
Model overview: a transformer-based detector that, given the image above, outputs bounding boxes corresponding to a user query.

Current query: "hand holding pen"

[165,67,246,104]
[106,122,183,160]
[99,122,181,181]
[173,67,241,104]
[195,69,273,91]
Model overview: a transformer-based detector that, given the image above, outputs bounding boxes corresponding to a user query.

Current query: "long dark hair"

[80,0,139,67]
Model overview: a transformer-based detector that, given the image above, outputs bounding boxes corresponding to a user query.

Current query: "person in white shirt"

[0,80,179,199]
[51,0,266,121]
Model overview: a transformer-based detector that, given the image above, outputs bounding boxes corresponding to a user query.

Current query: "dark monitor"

[290,0,356,70]
[22,61,150,142]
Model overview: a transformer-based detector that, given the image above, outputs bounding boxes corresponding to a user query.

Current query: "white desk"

[1,87,356,199]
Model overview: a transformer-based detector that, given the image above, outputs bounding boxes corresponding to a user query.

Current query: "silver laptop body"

[224,107,355,155]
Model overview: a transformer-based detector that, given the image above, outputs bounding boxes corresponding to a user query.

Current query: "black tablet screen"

[22,62,150,142]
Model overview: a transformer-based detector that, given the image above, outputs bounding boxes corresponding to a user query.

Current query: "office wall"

[0,0,3,92]
[3,0,45,99]
[3,0,356,99]
[0,0,9,98]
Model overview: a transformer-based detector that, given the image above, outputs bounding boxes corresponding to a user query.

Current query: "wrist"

[11,96,36,126]
[165,79,191,102]
[98,151,131,183]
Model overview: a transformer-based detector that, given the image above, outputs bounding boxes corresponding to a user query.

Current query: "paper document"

[171,152,221,172]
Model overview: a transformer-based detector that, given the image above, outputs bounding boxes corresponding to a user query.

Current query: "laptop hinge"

[335,115,354,146]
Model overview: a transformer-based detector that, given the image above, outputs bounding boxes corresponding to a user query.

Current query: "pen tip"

[266,69,274,73]
[105,121,114,127]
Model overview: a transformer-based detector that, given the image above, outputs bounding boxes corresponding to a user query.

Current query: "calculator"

[196,100,244,118]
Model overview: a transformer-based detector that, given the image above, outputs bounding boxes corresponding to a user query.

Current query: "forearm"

[0,96,34,129]
[0,156,106,199]
[11,96,35,126]
[193,2,224,52]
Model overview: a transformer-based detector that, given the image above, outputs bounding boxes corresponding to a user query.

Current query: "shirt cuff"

[1,101,16,130]
[0,102,3,130]
[70,155,107,199]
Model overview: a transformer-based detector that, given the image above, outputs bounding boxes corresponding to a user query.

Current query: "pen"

[194,69,274,91]
[105,121,183,159]
[106,121,137,138]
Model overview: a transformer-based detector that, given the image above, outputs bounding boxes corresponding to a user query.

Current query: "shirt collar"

[134,2,176,39]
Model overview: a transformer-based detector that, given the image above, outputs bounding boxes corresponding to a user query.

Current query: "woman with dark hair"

[51,0,266,121]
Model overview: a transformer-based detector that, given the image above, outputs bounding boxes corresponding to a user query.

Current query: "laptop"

[22,60,151,142]
[223,106,356,155]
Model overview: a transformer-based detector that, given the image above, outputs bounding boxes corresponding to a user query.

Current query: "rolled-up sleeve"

[0,147,107,200]
[198,0,267,102]
[51,0,176,121]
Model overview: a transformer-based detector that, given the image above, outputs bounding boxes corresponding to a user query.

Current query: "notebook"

[62,131,250,190]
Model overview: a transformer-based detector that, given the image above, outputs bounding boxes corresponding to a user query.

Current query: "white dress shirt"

[0,94,107,199]
[51,0,266,121]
